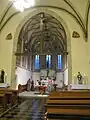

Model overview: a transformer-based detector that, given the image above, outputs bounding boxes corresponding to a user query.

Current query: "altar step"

[19,91,49,98]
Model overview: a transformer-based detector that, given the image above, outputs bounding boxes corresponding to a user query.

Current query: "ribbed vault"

[17,12,67,55]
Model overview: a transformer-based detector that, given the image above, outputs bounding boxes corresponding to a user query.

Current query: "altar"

[0,83,9,88]
[70,84,90,90]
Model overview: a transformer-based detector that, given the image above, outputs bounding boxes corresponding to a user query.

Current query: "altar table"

[0,83,9,88]
[70,84,90,90]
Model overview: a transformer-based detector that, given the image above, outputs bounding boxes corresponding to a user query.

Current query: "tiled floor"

[0,98,46,120]
[1,91,90,120]
[0,106,3,114]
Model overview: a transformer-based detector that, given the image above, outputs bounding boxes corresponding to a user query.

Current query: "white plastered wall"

[15,67,31,89]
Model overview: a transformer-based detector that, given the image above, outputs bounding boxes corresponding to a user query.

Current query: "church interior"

[0,0,90,119]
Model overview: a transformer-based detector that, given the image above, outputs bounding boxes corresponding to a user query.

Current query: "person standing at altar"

[30,80,34,91]
[47,77,53,92]
[59,80,63,90]
[27,78,31,91]
[35,80,39,91]
[41,79,45,86]
[38,80,41,86]
[48,77,51,84]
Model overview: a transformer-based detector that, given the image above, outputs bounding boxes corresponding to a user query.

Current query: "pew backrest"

[48,91,90,99]
[46,91,90,117]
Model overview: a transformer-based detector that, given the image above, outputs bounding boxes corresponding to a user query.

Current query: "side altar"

[70,72,90,90]
[0,83,9,88]
[70,84,90,90]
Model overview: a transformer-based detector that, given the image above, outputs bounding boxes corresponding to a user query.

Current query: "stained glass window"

[57,55,62,69]
[35,55,40,70]
[46,55,51,68]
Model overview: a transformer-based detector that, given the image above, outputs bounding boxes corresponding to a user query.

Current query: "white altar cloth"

[70,84,90,90]
[0,83,9,88]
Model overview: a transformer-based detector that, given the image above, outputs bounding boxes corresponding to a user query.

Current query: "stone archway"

[11,8,71,88]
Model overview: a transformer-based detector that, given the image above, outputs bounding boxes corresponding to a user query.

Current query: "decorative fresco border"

[0,0,90,42]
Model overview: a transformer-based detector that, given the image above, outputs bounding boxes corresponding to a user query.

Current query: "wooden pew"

[0,93,7,110]
[6,88,18,106]
[0,89,12,110]
[0,88,18,110]
[46,91,90,119]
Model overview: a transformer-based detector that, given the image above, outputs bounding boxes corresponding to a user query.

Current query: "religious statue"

[0,69,5,83]
[77,72,83,84]
[27,79,31,91]
[30,80,34,91]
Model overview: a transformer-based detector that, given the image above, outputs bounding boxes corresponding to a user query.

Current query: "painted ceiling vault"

[0,0,90,42]
[18,12,66,55]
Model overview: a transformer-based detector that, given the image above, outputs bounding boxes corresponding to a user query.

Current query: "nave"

[0,90,90,120]
[0,97,46,120]
[0,0,90,119]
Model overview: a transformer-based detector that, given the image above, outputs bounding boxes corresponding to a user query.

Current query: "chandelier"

[11,0,35,12]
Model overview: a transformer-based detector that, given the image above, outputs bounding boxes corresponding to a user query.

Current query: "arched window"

[46,55,51,68]
[57,55,62,70]
[35,55,40,70]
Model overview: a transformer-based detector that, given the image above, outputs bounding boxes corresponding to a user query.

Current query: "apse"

[15,12,68,85]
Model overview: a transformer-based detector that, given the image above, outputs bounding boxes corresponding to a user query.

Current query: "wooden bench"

[46,91,90,119]
[6,88,18,105]
[0,93,7,110]
[0,88,18,110]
